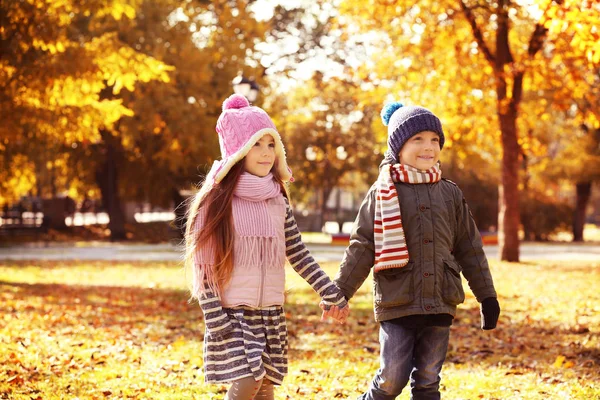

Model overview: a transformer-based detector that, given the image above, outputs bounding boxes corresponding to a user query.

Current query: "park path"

[1,241,599,262]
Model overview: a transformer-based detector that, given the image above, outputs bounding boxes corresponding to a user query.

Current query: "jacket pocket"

[442,259,465,305]
[374,262,414,308]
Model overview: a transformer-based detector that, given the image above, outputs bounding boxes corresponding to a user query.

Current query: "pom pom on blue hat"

[381,102,404,127]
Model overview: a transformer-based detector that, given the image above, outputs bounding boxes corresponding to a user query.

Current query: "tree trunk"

[496,73,522,261]
[497,111,521,261]
[495,2,521,262]
[335,188,344,233]
[572,182,592,242]
[96,131,126,241]
[319,184,332,233]
[460,0,555,260]
[520,149,530,241]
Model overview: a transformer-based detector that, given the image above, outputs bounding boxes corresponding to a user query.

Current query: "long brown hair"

[185,158,289,299]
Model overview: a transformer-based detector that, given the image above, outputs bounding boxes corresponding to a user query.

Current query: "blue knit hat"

[381,102,445,164]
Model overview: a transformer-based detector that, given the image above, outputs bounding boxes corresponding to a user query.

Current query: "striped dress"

[199,201,347,384]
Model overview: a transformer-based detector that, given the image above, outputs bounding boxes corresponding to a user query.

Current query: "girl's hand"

[319,302,350,324]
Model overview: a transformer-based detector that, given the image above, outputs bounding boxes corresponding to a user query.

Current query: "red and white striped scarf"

[374,163,442,272]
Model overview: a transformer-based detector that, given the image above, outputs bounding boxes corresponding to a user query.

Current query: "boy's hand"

[480,297,500,330]
[319,302,350,324]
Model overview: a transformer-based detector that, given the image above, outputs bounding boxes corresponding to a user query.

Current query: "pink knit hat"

[206,94,293,184]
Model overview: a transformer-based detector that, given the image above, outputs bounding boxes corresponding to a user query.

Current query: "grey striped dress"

[199,201,347,384]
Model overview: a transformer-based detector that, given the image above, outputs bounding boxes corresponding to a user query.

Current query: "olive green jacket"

[334,179,497,322]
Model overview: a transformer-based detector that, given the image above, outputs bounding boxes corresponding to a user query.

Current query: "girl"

[184,94,348,400]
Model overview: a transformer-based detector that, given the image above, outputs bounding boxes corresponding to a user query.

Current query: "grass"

[1,259,599,399]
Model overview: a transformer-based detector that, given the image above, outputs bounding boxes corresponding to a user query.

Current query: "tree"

[337,0,599,260]
[115,0,269,200]
[542,122,600,241]
[270,73,380,229]
[521,48,600,242]
[0,0,172,209]
[1,0,271,238]
[106,0,270,237]
[571,125,600,241]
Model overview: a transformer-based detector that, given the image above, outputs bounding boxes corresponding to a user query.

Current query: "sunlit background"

[1,2,600,399]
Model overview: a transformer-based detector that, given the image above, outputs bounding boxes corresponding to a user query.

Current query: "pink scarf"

[374,163,442,272]
[235,172,282,202]
[232,172,286,269]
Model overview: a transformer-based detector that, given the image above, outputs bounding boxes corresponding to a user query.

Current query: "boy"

[332,102,500,400]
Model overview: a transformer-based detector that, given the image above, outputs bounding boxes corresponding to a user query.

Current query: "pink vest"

[195,194,288,308]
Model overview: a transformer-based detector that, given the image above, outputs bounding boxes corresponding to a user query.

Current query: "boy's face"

[244,134,276,177]
[398,130,441,170]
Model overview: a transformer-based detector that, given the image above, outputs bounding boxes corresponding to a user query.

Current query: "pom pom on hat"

[223,94,250,111]
[381,102,404,126]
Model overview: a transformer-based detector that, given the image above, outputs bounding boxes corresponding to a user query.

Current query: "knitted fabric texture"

[206,94,292,184]
[374,162,442,272]
[232,173,286,271]
[381,102,445,164]
[192,173,286,296]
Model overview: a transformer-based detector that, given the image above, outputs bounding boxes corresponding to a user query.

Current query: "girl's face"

[398,130,441,170]
[244,135,276,177]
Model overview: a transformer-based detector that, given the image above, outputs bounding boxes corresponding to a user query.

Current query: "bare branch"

[459,0,496,65]
[496,0,514,65]
[511,70,524,107]
[526,0,563,57]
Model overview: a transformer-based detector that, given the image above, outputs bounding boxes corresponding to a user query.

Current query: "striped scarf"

[374,162,442,272]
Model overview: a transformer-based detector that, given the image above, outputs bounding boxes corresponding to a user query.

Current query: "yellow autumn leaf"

[171,336,187,350]
[82,114,92,128]
[113,77,123,95]
[553,355,566,368]
[111,3,124,20]
[123,77,136,92]
[123,4,136,19]
[106,74,117,87]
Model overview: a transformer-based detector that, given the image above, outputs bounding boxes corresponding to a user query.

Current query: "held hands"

[319,301,350,324]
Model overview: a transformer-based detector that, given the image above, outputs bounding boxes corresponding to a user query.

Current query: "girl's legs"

[225,377,263,400]
[254,379,275,400]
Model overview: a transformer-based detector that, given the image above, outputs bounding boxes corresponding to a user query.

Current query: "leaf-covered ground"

[1,259,598,399]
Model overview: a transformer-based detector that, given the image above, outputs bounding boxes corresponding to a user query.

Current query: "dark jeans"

[359,321,450,400]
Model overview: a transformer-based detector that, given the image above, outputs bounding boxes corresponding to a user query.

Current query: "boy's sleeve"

[284,200,348,309]
[333,187,377,300]
[453,190,497,302]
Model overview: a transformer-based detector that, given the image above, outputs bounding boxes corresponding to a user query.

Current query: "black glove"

[480,297,500,330]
